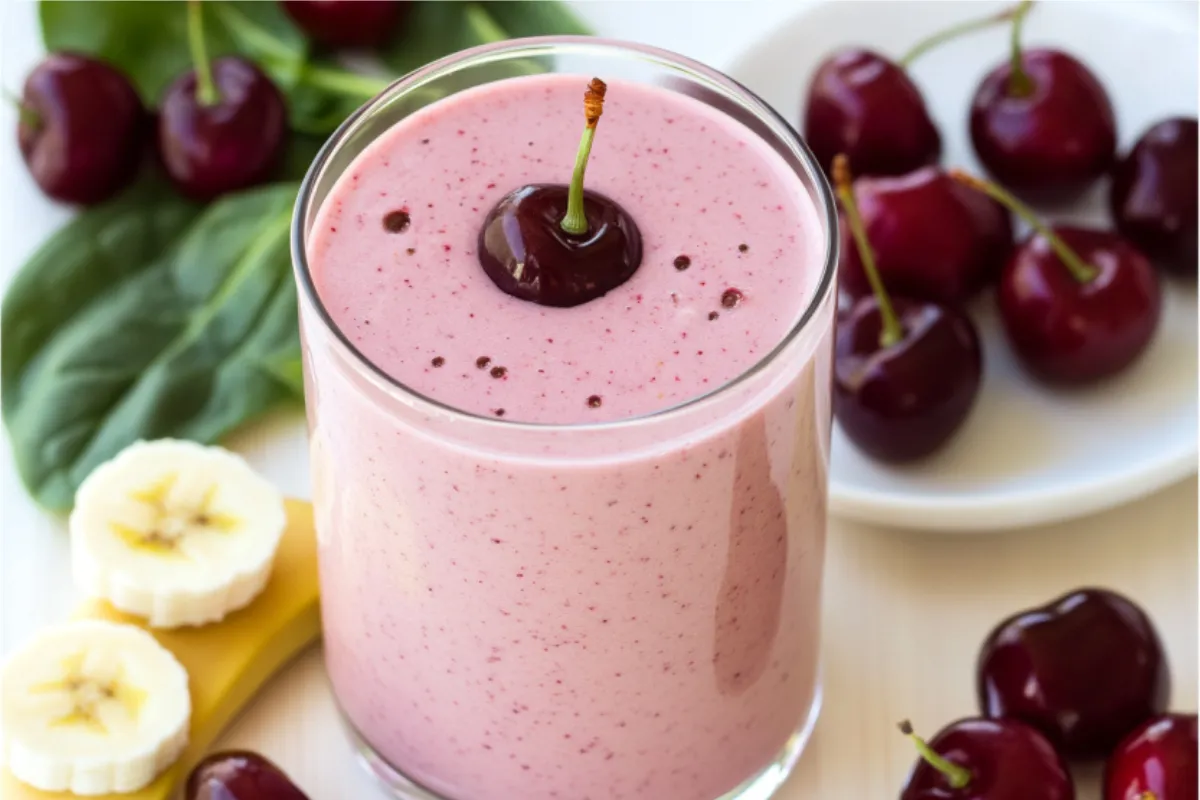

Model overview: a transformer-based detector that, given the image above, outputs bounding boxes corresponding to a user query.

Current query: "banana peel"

[2,498,321,800]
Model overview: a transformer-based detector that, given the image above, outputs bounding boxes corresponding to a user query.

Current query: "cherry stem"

[188,0,220,107]
[949,169,1098,283]
[898,1,1033,68]
[898,721,972,790]
[4,90,40,129]
[833,154,903,349]
[560,77,607,236]
[1007,0,1036,96]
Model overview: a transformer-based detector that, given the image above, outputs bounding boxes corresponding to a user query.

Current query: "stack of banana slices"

[2,439,286,795]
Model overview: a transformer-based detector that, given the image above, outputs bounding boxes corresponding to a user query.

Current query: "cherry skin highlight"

[17,52,146,205]
[186,751,311,800]
[477,184,642,308]
[977,587,1170,759]
[997,226,1160,384]
[834,296,982,463]
[899,718,1074,800]
[838,167,1013,305]
[1110,116,1198,278]
[970,49,1117,204]
[804,49,941,179]
[1104,713,1198,800]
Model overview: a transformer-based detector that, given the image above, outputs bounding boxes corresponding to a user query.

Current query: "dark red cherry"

[280,0,408,48]
[839,167,1013,306]
[17,52,146,205]
[970,49,1117,203]
[186,750,311,800]
[477,184,642,307]
[998,226,1160,384]
[1110,117,1198,278]
[804,49,941,178]
[834,295,982,463]
[899,718,1074,800]
[158,57,287,201]
[1105,713,1198,800]
[977,588,1170,760]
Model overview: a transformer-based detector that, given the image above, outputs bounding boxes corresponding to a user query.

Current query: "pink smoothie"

[302,73,834,800]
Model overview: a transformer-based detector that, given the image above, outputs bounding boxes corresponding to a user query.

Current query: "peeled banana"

[71,440,288,629]
[1,498,320,800]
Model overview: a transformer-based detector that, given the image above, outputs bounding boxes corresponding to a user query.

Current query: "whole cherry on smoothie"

[17,52,146,205]
[187,751,311,800]
[804,3,1026,178]
[280,0,409,48]
[1105,713,1198,800]
[970,1,1116,203]
[952,170,1160,385]
[1110,117,1199,278]
[832,155,982,463]
[838,166,1013,306]
[158,0,287,200]
[898,718,1074,800]
[478,78,643,307]
[977,588,1170,760]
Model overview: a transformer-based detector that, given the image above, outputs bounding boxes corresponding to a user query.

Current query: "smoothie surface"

[308,74,823,423]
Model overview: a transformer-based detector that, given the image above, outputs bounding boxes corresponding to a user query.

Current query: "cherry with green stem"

[899,720,971,790]
[804,2,1027,178]
[187,0,218,106]
[952,169,1160,385]
[897,2,1032,68]
[836,164,1014,306]
[478,78,642,308]
[157,0,287,200]
[831,155,982,464]
[17,53,146,205]
[898,718,1074,800]
[969,1,1116,203]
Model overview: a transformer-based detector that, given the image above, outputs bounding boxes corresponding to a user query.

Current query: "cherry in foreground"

[17,52,146,205]
[1104,713,1198,800]
[832,155,982,463]
[969,2,1116,203]
[158,1,287,200]
[838,166,1013,306]
[977,587,1170,759]
[1110,116,1199,279]
[280,0,409,49]
[187,751,310,800]
[803,4,1025,178]
[898,718,1074,800]
[952,170,1160,385]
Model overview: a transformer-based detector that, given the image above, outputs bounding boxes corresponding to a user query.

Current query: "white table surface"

[1,2,1195,798]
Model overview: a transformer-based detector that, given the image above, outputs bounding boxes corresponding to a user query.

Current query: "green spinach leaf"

[1,179,200,418]
[39,0,388,134]
[2,183,301,511]
[481,1,591,38]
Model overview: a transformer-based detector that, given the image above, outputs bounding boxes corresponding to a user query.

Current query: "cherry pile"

[900,588,1195,800]
[805,1,1194,464]
[16,0,407,205]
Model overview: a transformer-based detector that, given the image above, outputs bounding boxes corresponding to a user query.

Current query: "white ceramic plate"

[727,0,1198,532]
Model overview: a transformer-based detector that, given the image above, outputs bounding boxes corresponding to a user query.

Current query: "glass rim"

[290,35,838,433]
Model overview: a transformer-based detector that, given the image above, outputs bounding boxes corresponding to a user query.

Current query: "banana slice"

[1,620,190,795]
[70,439,287,629]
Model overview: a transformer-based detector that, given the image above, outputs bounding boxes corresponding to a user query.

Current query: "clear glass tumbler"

[292,37,837,800]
